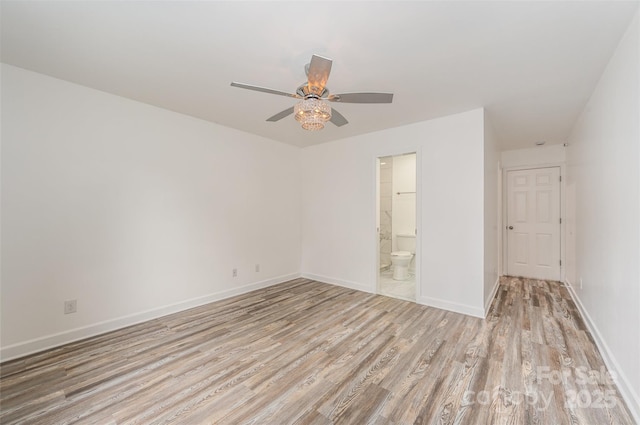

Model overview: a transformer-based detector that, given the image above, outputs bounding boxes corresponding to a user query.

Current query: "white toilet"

[391,234,416,281]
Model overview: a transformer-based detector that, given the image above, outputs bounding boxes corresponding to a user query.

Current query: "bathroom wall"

[379,157,393,268]
[391,154,416,251]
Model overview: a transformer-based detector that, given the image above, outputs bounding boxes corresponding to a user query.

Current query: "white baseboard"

[0,273,300,362]
[564,279,640,423]
[300,273,374,294]
[417,295,485,318]
[484,277,501,317]
[304,273,485,319]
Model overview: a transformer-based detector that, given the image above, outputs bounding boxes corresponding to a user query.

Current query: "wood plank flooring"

[0,276,635,424]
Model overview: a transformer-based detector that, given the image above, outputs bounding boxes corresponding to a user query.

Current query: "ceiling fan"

[230,54,393,131]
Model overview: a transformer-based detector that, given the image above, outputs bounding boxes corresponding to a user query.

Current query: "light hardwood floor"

[0,277,635,424]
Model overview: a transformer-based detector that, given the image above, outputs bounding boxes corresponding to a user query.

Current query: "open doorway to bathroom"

[377,152,417,301]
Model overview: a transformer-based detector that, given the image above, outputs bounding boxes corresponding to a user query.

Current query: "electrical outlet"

[255,264,260,272]
[232,268,237,277]
[64,300,77,314]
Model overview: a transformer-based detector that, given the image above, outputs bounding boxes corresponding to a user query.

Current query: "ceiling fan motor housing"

[297,84,328,98]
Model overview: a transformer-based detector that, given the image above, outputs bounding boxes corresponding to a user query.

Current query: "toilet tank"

[396,234,416,253]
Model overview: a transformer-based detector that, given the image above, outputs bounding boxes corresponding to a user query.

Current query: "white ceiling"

[2,1,638,149]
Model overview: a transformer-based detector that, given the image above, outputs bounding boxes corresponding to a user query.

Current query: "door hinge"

[559,217,562,224]
[559,175,562,182]
[560,259,562,266]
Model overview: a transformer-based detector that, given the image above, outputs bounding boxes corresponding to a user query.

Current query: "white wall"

[391,153,416,251]
[565,12,640,420]
[301,109,487,317]
[501,144,566,168]
[1,64,302,360]
[483,112,500,311]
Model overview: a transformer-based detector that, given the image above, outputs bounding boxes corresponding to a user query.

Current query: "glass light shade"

[294,97,331,131]
[300,114,325,131]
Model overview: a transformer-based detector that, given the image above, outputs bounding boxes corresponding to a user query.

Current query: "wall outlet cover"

[64,300,77,314]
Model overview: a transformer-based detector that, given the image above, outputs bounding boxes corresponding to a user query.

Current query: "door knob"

[508,226,514,230]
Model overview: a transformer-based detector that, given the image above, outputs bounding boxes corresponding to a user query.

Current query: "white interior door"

[506,167,561,280]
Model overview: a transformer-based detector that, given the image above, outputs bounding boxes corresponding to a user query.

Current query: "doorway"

[505,166,561,280]
[377,153,417,301]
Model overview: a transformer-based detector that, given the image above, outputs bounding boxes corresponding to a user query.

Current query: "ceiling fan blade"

[306,55,332,95]
[266,107,294,122]
[328,92,394,104]
[231,82,301,99]
[330,108,349,127]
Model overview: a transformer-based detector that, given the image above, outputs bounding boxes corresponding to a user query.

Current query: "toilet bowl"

[390,251,413,280]
[391,233,416,281]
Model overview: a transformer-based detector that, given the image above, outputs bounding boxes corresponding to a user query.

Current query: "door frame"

[501,163,566,281]
[374,148,422,301]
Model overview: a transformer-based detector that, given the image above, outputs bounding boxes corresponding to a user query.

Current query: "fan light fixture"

[294,96,331,131]
[230,54,394,130]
